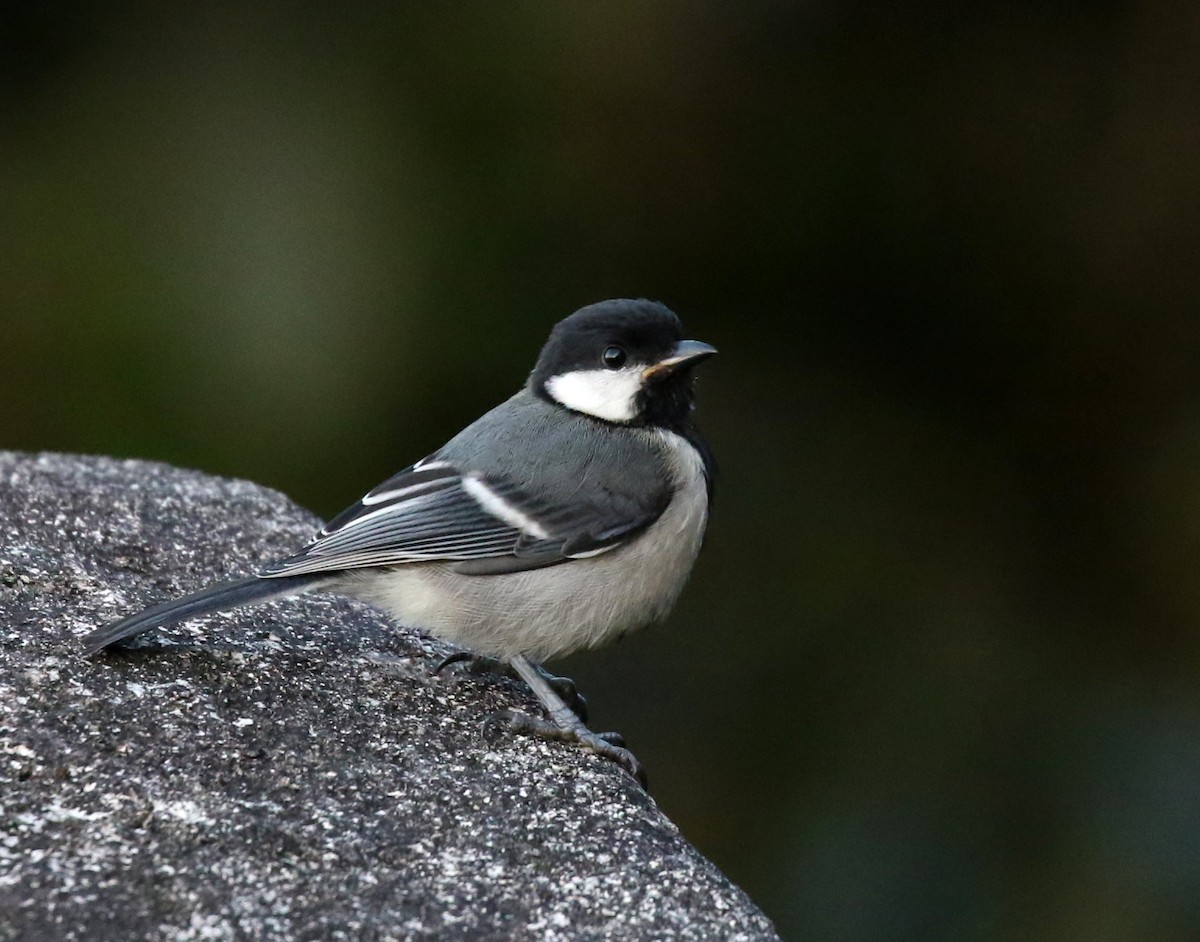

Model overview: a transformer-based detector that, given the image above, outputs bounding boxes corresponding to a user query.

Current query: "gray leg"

[489,655,645,788]
[435,651,589,723]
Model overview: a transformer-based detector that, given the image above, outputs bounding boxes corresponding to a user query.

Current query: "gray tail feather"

[80,574,327,657]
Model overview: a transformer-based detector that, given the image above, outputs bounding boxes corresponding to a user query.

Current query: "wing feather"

[259,460,668,579]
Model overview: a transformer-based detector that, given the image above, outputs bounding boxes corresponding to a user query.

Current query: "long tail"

[80,574,327,656]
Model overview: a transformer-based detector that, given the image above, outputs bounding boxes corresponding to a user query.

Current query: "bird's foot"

[483,708,646,789]
[435,653,588,723]
[434,651,505,677]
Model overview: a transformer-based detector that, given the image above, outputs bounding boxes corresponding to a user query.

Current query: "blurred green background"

[4,2,1200,939]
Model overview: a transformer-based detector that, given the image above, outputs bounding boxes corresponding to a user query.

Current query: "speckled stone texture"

[0,452,778,942]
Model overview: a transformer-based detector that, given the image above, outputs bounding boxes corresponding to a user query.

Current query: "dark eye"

[601,345,627,369]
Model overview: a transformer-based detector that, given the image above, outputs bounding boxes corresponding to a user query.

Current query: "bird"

[81,298,717,786]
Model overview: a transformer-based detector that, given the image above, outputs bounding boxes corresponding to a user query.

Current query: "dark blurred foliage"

[4,2,1200,938]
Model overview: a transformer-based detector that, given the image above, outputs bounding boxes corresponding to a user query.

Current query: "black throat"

[636,372,698,434]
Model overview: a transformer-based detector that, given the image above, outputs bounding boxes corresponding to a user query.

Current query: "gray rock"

[0,451,779,942]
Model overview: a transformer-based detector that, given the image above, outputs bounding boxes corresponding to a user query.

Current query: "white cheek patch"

[543,367,645,423]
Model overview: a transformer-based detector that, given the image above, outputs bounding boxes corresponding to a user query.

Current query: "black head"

[530,299,716,430]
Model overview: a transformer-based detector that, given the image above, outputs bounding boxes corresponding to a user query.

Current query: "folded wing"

[259,457,668,578]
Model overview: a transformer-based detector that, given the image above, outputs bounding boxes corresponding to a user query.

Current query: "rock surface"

[0,451,778,942]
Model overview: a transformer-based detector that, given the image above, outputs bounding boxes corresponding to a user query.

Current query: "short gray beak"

[642,340,718,380]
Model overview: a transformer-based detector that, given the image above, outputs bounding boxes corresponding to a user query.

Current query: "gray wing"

[259,457,669,578]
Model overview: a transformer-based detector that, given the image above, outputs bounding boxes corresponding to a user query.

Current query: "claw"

[434,651,505,676]
[433,652,469,675]
[436,653,588,723]
[442,654,638,786]
[484,708,647,790]
[544,674,588,725]
[481,708,521,742]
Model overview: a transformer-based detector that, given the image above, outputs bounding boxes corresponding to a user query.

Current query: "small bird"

[81,299,716,786]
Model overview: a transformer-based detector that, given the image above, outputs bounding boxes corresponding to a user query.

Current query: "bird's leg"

[485,655,646,789]
[435,651,589,723]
